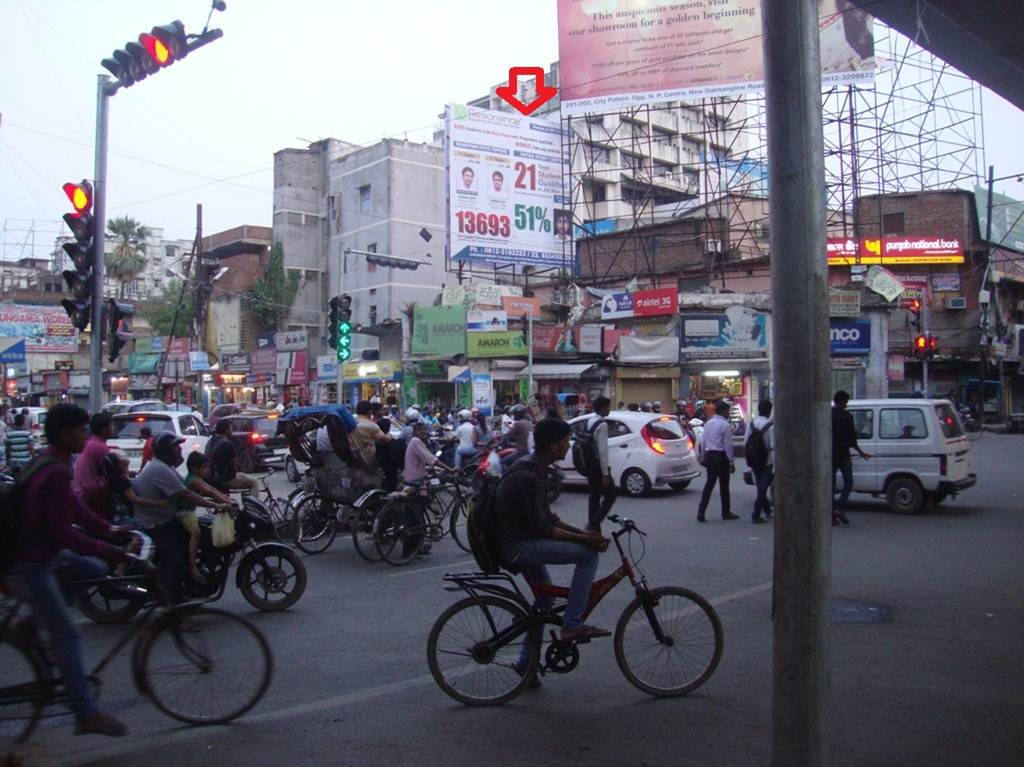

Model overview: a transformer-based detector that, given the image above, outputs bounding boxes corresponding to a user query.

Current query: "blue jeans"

[833,457,853,511]
[752,464,774,520]
[503,539,600,666]
[8,551,109,718]
[454,445,477,468]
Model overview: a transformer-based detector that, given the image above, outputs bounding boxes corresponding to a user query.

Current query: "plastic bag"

[486,450,503,478]
[211,511,236,548]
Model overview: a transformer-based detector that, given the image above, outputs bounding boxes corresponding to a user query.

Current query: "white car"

[108,411,210,477]
[559,411,702,497]
[101,399,168,416]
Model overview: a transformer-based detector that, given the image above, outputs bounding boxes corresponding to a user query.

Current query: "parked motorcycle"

[75,505,308,623]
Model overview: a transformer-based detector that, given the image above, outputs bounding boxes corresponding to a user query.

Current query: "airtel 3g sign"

[830,320,871,355]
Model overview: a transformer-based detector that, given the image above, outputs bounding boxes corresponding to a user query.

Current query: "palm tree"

[106,216,150,298]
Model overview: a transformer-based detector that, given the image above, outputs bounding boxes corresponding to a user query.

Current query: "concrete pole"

[761,1,832,765]
[527,311,534,401]
[88,75,112,414]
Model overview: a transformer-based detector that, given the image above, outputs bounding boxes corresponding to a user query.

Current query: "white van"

[844,399,975,514]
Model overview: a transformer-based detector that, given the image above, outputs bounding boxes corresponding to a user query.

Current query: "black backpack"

[745,421,773,472]
[0,455,59,578]
[571,418,602,479]
[466,466,530,575]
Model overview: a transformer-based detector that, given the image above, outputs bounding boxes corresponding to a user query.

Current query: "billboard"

[680,308,768,360]
[976,186,1024,253]
[446,104,571,270]
[412,305,467,357]
[0,304,78,353]
[532,324,578,354]
[830,320,871,355]
[557,0,875,116]
[466,310,508,332]
[827,236,964,265]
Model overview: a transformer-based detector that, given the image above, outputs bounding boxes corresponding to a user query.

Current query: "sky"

[1,0,1022,259]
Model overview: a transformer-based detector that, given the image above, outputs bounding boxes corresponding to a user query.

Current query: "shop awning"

[517,363,596,379]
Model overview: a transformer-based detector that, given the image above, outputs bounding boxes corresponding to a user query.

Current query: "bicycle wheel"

[351,508,382,563]
[448,494,472,553]
[614,586,723,697]
[427,596,537,706]
[374,500,427,566]
[138,605,272,725]
[0,631,47,748]
[291,493,337,555]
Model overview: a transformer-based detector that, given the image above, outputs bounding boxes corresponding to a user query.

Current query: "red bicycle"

[427,514,724,706]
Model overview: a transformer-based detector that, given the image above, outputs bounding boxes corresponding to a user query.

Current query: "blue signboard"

[601,292,634,319]
[830,320,871,355]
[0,338,26,364]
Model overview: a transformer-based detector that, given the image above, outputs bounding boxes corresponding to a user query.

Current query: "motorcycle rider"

[500,404,533,470]
[132,432,231,602]
[454,409,479,468]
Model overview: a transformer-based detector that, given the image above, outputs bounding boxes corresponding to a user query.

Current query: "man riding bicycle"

[6,404,136,736]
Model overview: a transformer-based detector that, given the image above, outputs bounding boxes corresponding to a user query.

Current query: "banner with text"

[680,308,768,360]
[412,305,467,357]
[0,304,78,354]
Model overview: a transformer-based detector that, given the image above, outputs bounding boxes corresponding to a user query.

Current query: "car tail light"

[939,455,947,476]
[641,424,665,454]
[250,432,264,444]
[687,437,695,451]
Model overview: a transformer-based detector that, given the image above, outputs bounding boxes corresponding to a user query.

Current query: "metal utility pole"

[527,311,534,401]
[88,75,111,414]
[761,0,832,765]
[922,299,930,395]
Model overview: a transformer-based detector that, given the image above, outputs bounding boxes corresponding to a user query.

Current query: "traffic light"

[912,334,928,358]
[337,294,352,362]
[60,180,95,331]
[908,298,922,331]
[927,335,938,356]
[101,21,197,88]
[327,296,340,350]
[107,299,134,362]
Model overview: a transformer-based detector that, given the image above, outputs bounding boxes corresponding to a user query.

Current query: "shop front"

[613,335,680,408]
[524,363,610,418]
[340,359,402,406]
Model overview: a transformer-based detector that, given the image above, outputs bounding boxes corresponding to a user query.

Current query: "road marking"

[388,559,475,578]
[53,579,773,765]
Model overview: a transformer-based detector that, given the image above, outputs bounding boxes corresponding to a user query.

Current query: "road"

[18,434,1024,766]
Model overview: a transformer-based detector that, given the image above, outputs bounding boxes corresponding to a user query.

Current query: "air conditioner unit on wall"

[705,239,721,253]
[945,297,967,310]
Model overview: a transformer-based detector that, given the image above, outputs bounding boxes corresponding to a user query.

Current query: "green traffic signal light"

[338,321,352,335]
[338,347,351,361]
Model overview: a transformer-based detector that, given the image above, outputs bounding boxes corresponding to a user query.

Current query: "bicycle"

[0,533,273,747]
[372,469,474,566]
[426,514,723,705]
[225,469,302,543]
[290,469,388,561]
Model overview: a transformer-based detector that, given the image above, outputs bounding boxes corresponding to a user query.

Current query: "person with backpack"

[747,399,775,524]
[495,418,610,661]
[578,396,616,533]
[4,404,137,737]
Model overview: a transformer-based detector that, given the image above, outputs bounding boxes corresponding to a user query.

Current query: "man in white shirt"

[454,409,479,468]
[748,399,775,523]
[585,397,617,532]
[696,400,740,522]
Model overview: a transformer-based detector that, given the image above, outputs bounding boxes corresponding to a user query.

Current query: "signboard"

[830,320,871,355]
[446,104,571,269]
[129,374,159,391]
[557,0,875,116]
[931,272,961,292]
[472,373,492,415]
[887,354,906,383]
[0,337,26,364]
[412,305,467,356]
[976,186,1024,253]
[577,324,603,354]
[276,350,307,385]
[532,324,578,354]
[632,288,678,318]
[827,236,964,265]
[467,331,528,358]
[602,326,635,354]
[894,274,929,309]
[502,296,542,319]
[188,351,211,372]
[471,283,505,307]
[251,347,277,376]
[256,332,276,349]
[442,285,467,306]
[274,330,308,352]
[43,370,68,392]
[466,310,508,332]
[127,353,161,374]
[680,308,768,360]
[0,305,77,353]
[316,355,337,380]
[222,352,251,373]
[864,266,905,303]
[341,360,400,381]
[447,365,471,384]
[165,337,190,359]
[829,290,861,317]
[601,292,633,319]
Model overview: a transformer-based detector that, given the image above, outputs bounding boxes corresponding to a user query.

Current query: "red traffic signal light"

[139,33,173,66]
[62,180,93,216]
[927,335,938,353]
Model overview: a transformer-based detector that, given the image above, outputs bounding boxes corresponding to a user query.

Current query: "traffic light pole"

[922,300,930,395]
[89,74,112,414]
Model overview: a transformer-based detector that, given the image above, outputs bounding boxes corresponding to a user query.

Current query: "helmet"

[641,401,652,412]
[511,404,529,420]
[458,409,473,421]
[152,432,185,467]
[404,407,421,422]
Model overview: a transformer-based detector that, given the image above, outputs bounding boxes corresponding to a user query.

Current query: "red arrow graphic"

[495,67,558,116]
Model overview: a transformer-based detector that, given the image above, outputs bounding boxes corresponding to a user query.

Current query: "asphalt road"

[16,434,1024,767]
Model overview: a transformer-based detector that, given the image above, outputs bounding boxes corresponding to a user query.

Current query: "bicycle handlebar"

[606,514,646,537]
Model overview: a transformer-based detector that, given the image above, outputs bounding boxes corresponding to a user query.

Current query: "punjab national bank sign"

[827,236,964,266]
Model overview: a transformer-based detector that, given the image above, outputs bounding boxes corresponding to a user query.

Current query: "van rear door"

[933,403,971,482]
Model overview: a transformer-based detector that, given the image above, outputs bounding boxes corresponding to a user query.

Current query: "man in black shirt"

[206,420,256,492]
[831,390,870,526]
[496,418,609,647]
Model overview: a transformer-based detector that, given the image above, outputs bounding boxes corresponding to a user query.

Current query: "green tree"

[106,216,150,298]
[139,279,194,337]
[249,241,300,331]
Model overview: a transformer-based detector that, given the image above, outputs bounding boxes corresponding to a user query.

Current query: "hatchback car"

[208,402,265,432]
[217,413,287,473]
[108,411,209,476]
[558,411,702,497]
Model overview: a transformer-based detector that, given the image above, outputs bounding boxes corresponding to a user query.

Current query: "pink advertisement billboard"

[557,0,875,116]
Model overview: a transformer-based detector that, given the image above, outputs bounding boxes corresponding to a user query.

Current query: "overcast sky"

[1,0,1021,258]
